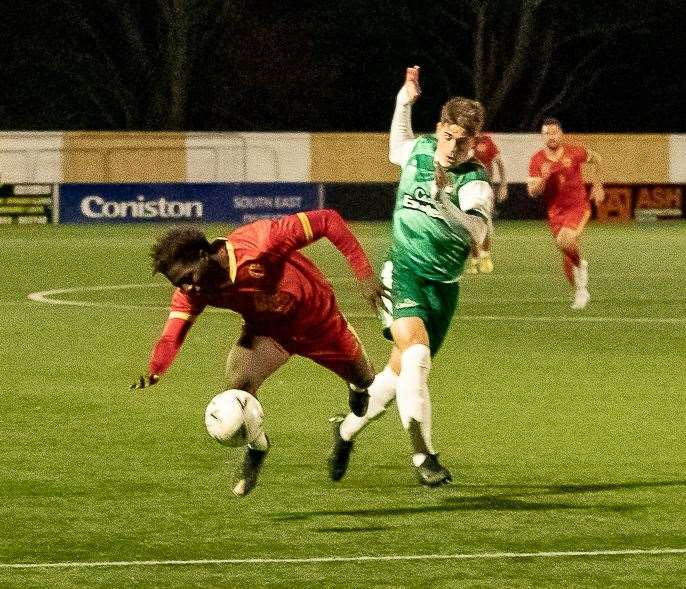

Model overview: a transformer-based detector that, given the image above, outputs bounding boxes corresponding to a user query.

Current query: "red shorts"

[276,311,365,384]
[547,205,591,237]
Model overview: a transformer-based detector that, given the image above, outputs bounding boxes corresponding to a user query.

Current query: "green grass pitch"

[1,220,684,588]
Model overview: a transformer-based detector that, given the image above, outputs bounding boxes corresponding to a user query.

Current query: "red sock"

[562,246,581,286]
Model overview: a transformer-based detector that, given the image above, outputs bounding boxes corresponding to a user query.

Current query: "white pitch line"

[27,282,164,303]
[1,547,685,570]
[27,283,168,311]
[26,283,236,314]
[26,283,686,324]
[335,272,683,282]
[452,314,686,325]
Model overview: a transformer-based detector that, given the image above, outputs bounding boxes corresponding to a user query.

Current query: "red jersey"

[528,144,589,209]
[474,134,500,176]
[148,210,373,376]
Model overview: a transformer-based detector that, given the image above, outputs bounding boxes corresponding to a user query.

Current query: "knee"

[349,367,374,391]
[227,376,259,395]
[556,229,576,250]
[365,366,398,420]
[400,344,431,372]
[356,372,375,389]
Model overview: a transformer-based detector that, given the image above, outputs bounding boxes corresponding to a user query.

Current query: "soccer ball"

[204,389,264,447]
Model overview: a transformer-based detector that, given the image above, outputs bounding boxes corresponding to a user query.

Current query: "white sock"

[412,453,428,467]
[579,259,588,288]
[396,343,431,431]
[340,366,398,441]
[419,383,434,454]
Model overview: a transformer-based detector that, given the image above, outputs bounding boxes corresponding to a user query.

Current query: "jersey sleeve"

[435,179,492,248]
[575,144,589,164]
[389,87,418,166]
[169,288,205,318]
[478,135,499,164]
[457,180,494,219]
[147,289,204,376]
[487,136,500,158]
[264,209,374,279]
[528,152,542,177]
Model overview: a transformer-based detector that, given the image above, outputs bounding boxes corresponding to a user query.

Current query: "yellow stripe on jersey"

[225,240,237,282]
[345,322,362,355]
[169,311,193,321]
[297,212,314,241]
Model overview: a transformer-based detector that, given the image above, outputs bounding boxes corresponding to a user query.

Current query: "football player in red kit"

[466,133,508,273]
[528,118,604,309]
[132,209,383,496]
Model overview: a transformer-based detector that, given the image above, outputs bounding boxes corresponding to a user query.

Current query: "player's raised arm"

[265,210,383,309]
[389,66,421,166]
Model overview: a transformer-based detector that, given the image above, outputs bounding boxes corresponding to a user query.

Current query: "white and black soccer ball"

[204,389,264,447]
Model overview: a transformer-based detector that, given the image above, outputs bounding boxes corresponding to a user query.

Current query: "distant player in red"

[467,133,508,273]
[527,118,604,309]
[131,209,383,496]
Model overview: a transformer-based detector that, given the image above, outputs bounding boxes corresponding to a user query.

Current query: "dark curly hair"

[151,226,211,275]
[542,117,562,130]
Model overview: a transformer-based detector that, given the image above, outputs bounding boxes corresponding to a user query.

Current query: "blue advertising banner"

[58,183,322,224]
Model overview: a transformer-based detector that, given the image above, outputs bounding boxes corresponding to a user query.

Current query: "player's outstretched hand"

[398,65,421,105]
[358,275,386,312]
[130,374,160,390]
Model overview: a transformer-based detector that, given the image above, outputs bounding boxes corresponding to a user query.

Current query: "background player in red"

[527,118,604,309]
[131,209,384,496]
[466,133,508,273]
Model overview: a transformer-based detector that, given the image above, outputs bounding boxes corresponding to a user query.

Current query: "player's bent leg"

[556,228,590,309]
[348,384,370,418]
[571,264,590,310]
[556,227,578,252]
[224,330,287,497]
[340,364,399,440]
[225,327,290,394]
[233,434,270,497]
[327,415,353,482]
[396,343,431,444]
[476,235,494,273]
[477,250,494,274]
[329,364,400,481]
[329,323,375,418]
[346,348,373,418]
[391,318,431,433]
[464,255,478,274]
[392,317,451,487]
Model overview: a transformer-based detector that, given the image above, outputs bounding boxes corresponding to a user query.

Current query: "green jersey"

[392,135,491,282]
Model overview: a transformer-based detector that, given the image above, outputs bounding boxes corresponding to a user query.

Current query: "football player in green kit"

[329,66,494,487]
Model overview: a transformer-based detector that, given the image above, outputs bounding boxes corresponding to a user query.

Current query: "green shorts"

[379,259,460,356]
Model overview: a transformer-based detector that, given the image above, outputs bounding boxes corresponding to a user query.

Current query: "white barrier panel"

[0,132,63,183]
[669,135,686,182]
[185,132,311,181]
